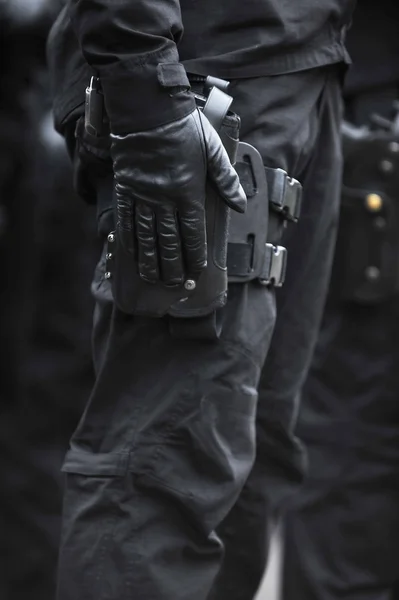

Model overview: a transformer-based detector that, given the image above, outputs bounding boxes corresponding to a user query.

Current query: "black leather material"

[113,107,245,287]
[108,93,246,319]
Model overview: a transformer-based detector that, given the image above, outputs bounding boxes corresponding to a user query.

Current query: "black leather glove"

[112,107,246,286]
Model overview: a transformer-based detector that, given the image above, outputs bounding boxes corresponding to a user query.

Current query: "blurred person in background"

[282,1,399,598]
[0,1,98,599]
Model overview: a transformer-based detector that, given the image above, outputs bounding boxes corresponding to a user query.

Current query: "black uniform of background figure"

[283,1,399,598]
[0,2,98,599]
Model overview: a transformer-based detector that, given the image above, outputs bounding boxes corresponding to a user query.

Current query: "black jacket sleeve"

[70,0,195,133]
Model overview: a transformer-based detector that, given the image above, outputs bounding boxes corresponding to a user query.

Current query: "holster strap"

[236,161,302,222]
[169,311,222,340]
[227,242,287,287]
[203,85,233,132]
[265,167,302,222]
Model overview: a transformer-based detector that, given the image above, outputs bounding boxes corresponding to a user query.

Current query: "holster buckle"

[259,244,287,287]
[266,167,302,222]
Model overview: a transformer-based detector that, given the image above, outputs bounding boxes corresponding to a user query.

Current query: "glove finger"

[157,206,184,285]
[178,205,207,278]
[201,114,247,214]
[116,192,135,255]
[135,202,159,283]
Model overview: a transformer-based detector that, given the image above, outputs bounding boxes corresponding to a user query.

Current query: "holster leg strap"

[235,161,302,222]
[265,167,302,222]
[168,311,222,340]
[227,242,287,287]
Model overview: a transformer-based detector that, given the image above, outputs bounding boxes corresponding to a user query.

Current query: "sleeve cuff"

[100,62,196,134]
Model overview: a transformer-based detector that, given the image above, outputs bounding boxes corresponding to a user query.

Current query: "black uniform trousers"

[282,290,399,600]
[57,66,343,600]
[282,85,399,600]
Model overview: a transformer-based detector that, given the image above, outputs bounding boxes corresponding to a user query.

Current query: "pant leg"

[56,66,340,600]
[283,440,399,600]
[57,254,275,599]
[209,67,344,600]
[282,291,399,600]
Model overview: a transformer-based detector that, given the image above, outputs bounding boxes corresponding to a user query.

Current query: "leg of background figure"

[282,291,399,600]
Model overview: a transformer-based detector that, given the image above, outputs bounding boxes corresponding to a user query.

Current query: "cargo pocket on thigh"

[136,342,259,534]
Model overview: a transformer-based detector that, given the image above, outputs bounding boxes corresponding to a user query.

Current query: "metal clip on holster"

[266,167,302,223]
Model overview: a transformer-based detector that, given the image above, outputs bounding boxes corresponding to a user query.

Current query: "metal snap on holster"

[331,119,399,304]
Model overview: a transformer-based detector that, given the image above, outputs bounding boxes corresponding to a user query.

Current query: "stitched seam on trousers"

[120,398,148,466]
[220,338,265,371]
[96,508,119,598]
[95,475,142,597]
[102,304,150,465]
[127,373,197,470]
[126,341,261,473]
[64,473,121,596]
[124,474,143,595]
[132,380,257,483]
[129,346,258,454]
[75,380,147,471]
[137,470,196,499]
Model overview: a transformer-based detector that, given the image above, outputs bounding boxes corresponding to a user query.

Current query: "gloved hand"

[112,107,246,286]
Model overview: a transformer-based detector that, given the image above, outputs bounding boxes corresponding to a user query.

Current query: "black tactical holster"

[106,84,239,339]
[85,77,302,339]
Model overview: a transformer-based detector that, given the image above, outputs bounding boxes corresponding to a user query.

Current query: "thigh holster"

[107,84,239,334]
[105,79,302,338]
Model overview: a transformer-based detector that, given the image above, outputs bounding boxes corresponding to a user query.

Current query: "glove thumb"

[201,112,247,214]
